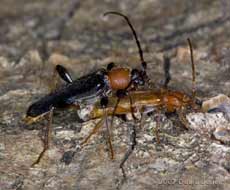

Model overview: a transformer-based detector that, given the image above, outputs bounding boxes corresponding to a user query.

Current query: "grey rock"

[1,0,230,190]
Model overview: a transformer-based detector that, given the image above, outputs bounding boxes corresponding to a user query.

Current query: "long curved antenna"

[187,38,196,101]
[104,11,146,71]
[163,55,171,88]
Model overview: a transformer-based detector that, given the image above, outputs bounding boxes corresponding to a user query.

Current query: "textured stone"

[1,1,230,190]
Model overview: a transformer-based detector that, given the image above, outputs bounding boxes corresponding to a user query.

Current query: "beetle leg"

[80,118,104,145]
[104,108,115,159]
[119,122,137,179]
[187,38,196,101]
[110,98,120,127]
[127,91,138,121]
[110,91,123,130]
[163,55,171,89]
[31,109,53,167]
[100,96,115,159]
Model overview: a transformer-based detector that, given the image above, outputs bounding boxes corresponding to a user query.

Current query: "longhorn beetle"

[25,11,148,166]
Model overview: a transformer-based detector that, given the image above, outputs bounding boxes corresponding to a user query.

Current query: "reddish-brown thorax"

[107,68,131,90]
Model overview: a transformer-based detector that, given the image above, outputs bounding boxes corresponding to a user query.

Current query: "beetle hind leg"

[31,109,53,167]
[104,110,115,160]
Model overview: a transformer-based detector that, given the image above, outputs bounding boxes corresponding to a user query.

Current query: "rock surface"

[1,0,230,190]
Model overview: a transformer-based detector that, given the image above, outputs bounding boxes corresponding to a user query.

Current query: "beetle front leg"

[101,96,115,159]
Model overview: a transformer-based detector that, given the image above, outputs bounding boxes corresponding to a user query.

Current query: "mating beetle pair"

[25,11,149,167]
[26,11,148,124]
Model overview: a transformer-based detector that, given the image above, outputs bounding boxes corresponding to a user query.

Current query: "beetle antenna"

[187,38,196,101]
[163,55,171,88]
[104,11,146,71]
